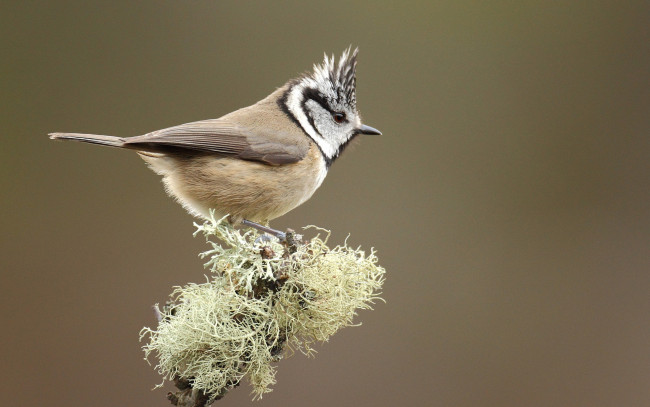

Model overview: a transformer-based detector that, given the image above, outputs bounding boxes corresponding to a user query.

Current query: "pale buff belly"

[141,145,327,223]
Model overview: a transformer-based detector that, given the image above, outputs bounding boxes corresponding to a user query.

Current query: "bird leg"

[241,219,287,241]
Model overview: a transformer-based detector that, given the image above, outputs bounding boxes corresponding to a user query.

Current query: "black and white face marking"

[282,48,363,165]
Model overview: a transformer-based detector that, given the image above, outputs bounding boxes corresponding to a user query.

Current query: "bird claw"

[254,233,286,244]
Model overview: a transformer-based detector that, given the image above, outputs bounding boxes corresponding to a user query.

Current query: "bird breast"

[141,143,327,223]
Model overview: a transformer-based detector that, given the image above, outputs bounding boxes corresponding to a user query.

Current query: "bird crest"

[306,47,358,111]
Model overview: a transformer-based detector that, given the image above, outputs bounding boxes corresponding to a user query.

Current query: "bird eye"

[332,112,346,124]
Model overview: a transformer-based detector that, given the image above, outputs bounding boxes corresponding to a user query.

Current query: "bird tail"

[49,132,126,148]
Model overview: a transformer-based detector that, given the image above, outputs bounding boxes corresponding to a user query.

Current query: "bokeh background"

[2,1,649,406]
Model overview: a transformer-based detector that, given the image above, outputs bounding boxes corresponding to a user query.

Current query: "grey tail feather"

[49,132,126,148]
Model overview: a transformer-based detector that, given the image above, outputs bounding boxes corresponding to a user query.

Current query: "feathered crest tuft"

[308,47,358,110]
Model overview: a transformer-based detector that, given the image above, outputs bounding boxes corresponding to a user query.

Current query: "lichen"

[140,213,385,402]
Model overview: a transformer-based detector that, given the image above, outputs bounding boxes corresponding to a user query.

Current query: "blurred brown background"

[2,1,649,406]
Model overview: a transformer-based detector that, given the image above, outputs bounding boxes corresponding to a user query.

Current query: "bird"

[50,47,381,238]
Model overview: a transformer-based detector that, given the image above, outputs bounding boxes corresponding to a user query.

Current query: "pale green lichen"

[140,213,385,402]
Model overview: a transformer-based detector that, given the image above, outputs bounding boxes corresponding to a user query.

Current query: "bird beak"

[357,124,382,135]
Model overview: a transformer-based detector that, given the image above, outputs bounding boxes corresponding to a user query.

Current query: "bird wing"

[124,118,309,165]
